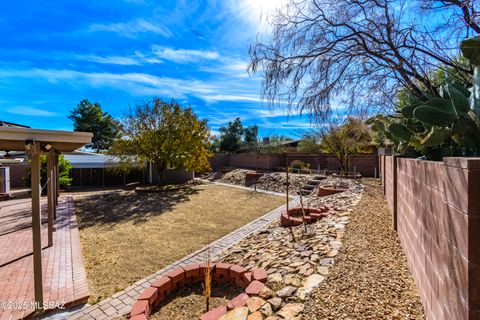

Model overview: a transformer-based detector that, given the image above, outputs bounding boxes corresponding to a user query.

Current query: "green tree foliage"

[25,155,73,189]
[109,98,212,184]
[298,131,323,153]
[243,125,259,144]
[368,36,480,160]
[218,118,244,153]
[68,99,121,152]
[320,118,372,172]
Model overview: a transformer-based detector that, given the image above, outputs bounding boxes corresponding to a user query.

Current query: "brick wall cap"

[130,300,149,317]
[443,157,480,169]
[151,276,171,288]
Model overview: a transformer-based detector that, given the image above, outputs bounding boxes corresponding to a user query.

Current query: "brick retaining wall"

[381,156,480,320]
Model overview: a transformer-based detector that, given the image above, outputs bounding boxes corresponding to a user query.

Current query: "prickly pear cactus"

[461,36,480,116]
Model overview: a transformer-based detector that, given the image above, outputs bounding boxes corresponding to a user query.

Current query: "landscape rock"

[259,302,273,317]
[247,311,263,320]
[266,273,283,288]
[219,307,249,320]
[246,297,266,313]
[276,286,297,298]
[258,286,274,299]
[267,297,283,311]
[277,303,304,319]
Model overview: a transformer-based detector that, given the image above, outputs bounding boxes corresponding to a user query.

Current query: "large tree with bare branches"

[249,0,479,118]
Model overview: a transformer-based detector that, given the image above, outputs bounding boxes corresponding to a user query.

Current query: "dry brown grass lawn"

[74,183,284,303]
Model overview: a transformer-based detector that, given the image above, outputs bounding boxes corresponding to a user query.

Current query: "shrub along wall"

[381,155,480,320]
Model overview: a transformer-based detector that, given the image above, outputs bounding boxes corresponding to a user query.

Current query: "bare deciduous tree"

[249,0,479,119]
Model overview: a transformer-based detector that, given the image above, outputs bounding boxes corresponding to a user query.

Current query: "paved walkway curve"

[67,196,300,320]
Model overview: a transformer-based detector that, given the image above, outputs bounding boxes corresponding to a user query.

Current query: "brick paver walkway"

[0,197,89,320]
[67,196,299,320]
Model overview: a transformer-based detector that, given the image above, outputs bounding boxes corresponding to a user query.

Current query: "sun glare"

[242,0,287,28]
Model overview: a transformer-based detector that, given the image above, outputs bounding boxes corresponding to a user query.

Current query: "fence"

[210,152,379,177]
[380,155,480,320]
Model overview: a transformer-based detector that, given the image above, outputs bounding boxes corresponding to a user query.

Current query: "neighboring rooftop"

[0,121,30,128]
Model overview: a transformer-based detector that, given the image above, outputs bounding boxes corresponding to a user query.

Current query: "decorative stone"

[246,297,266,313]
[283,274,302,287]
[258,286,274,299]
[319,258,335,266]
[219,307,249,320]
[259,302,273,316]
[247,311,263,320]
[277,303,304,319]
[267,297,283,311]
[317,266,329,275]
[266,273,283,287]
[276,286,297,298]
[327,249,338,257]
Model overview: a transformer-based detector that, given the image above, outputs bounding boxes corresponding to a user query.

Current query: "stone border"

[67,198,300,320]
[131,264,268,320]
[280,205,332,227]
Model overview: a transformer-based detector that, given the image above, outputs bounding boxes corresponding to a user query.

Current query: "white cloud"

[75,55,141,66]
[200,94,262,103]
[0,68,219,99]
[4,106,58,117]
[151,45,220,63]
[75,52,163,66]
[88,19,172,38]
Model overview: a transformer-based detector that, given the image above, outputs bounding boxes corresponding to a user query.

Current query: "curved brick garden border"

[317,185,350,197]
[280,205,332,227]
[130,263,268,320]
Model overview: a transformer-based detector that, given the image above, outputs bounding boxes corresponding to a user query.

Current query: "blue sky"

[0,0,315,138]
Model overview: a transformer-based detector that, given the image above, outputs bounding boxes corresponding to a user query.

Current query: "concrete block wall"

[209,152,379,177]
[382,156,480,320]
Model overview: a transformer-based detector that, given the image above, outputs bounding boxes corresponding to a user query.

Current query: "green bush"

[25,154,73,189]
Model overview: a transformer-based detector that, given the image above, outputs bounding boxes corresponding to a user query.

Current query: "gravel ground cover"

[216,169,312,194]
[303,179,425,319]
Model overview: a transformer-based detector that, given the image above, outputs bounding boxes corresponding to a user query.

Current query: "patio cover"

[0,125,92,315]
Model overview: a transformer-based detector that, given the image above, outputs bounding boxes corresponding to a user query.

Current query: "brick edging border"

[280,205,332,227]
[131,264,267,320]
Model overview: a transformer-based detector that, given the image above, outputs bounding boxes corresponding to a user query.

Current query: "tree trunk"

[155,162,166,185]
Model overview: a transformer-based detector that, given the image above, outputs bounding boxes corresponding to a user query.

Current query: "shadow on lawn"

[75,185,200,228]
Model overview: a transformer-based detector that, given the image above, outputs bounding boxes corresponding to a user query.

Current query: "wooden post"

[55,152,59,205]
[30,143,44,312]
[47,149,54,247]
[285,156,289,211]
